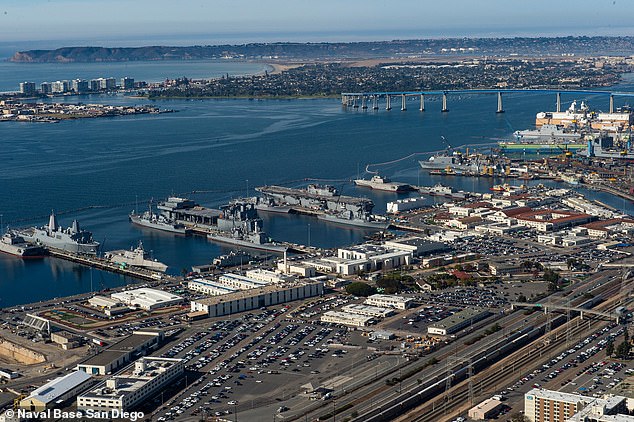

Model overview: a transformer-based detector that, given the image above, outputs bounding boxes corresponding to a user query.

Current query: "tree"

[517,294,527,303]
[345,282,377,297]
[606,340,614,357]
[616,341,630,359]
[509,413,529,422]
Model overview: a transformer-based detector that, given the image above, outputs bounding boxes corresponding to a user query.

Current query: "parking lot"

[149,305,399,421]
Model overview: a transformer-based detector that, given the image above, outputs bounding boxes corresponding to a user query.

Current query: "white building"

[341,304,394,318]
[387,197,426,213]
[218,273,271,289]
[364,294,413,310]
[245,268,292,283]
[19,371,93,411]
[187,279,238,296]
[321,311,373,327]
[110,288,182,311]
[336,245,412,276]
[77,357,184,414]
[191,281,324,317]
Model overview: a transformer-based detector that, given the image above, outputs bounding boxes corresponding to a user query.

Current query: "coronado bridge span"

[341,89,634,114]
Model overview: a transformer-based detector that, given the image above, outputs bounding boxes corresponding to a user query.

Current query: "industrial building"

[524,388,631,422]
[88,295,130,316]
[19,371,93,411]
[77,357,184,414]
[364,294,414,310]
[341,304,394,318]
[427,308,491,336]
[468,397,504,420]
[191,281,323,317]
[76,331,163,375]
[383,237,451,257]
[335,245,412,275]
[320,311,374,327]
[188,279,238,296]
[110,288,183,311]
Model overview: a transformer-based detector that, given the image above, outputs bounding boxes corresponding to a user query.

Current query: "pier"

[341,89,634,113]
[46,248,175,282]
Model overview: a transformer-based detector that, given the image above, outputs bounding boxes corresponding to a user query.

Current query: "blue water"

[0,66,633,307]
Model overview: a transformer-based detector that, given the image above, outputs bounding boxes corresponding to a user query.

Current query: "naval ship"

[354,174,411,192]
[129,201,190,235]
[20,211,100,255]
[419,152,482,173]
[0,230,46,258]
[104,241,168,272]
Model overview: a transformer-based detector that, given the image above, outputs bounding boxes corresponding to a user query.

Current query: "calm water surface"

[0,67,633,307]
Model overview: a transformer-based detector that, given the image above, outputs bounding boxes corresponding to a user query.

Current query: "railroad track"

[405,296,628,422]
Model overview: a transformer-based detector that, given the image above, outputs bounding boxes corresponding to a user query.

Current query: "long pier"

[46,248,174,282]
[341,88,634,113]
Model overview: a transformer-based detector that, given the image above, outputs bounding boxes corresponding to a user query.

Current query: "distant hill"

[10,37,634,63]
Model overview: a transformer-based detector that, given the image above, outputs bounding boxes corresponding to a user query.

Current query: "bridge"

[510,302,622,323]
[341,89,634,114]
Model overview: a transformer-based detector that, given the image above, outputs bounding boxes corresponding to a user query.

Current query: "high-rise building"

[71,79,89,93]
[103,77,117,90]
[121,77,134,89]
[40,82,52,95]
[52,80,70,93]
[90,79,102,91]
[19,81,36,95]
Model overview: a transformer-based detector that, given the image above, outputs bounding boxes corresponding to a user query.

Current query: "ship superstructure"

[20,211,99,255]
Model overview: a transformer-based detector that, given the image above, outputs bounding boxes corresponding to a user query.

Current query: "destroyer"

[0,230,45,258]
[20,211,99,255]
[104,241,168,272]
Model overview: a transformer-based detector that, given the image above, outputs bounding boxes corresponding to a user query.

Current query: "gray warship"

[20,211,100,255]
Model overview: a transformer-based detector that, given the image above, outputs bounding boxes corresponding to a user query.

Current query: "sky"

[1,0,634,47]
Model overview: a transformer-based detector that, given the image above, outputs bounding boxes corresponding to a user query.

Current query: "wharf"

[46,248,173,282]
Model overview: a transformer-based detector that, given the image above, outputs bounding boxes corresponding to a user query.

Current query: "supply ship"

[19,211,100,255]
[104,241,168,272]
[129,201,191,235]
[0,231,46,258]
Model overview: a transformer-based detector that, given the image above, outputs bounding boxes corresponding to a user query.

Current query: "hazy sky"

[1,0,633,45]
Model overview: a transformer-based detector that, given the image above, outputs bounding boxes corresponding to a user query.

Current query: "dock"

[46,248,176,282]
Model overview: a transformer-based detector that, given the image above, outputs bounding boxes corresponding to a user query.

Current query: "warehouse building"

[364,294,414,310]
[468,397,504,420]
[76,331,163,376]
[341,304,394,318]
[190,281,323,317]
[428,308,491,336]
[188,279,238,296]
[77,357,184,414]
[110,288,182,311]
[321,311,373,327]
[19,371,93,411]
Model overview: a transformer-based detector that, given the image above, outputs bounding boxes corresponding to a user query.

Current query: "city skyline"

[1,0,633,45]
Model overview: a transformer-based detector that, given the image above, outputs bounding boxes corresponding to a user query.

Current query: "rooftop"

[26,371,91,405]
[193,280,321,306]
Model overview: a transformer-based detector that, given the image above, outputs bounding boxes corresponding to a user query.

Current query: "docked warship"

[104,241,168,272]
[129,200,191,235]
[0,230,46,258]
[20,211,100,255]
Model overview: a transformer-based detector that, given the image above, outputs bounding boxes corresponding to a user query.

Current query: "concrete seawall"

[0,337,46,365]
